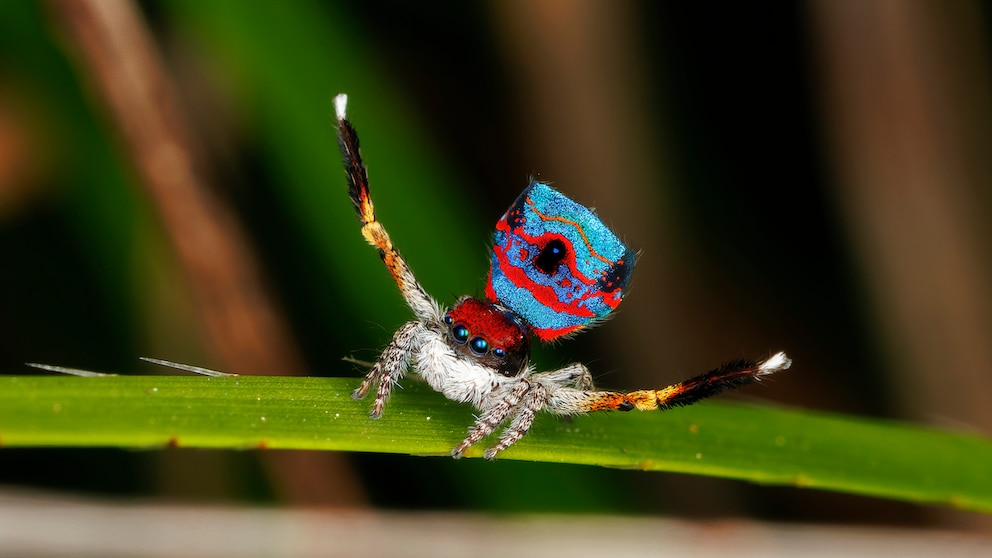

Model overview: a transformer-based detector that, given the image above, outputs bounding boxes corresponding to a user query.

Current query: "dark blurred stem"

[811,0,992,529]
[47,0,364,507]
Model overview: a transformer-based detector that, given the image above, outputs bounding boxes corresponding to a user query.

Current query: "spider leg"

[335,95,440,323]
[546,352,791,414]
[483,383,549,460]
[352,321,423,418]
[452,379,531,459]
[531,362,594,390]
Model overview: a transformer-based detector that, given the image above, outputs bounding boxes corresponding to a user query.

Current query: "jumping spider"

[335,94,790,460]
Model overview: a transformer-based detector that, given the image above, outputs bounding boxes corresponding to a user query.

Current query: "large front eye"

[451,324,469,343]
[469,336,489,355]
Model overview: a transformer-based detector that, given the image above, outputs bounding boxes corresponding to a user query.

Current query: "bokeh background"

[1,0,991,531]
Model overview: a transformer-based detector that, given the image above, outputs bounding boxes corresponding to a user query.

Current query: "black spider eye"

[492,347,506,359]
[443,314,453,326]
[534,238,567,274]
[452,325,469,343]
[469,337,489,355]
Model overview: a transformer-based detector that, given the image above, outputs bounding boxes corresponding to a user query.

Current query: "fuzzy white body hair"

[413,324,523,410]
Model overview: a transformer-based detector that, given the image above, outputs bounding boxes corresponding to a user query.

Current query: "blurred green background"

[1,0,991,528]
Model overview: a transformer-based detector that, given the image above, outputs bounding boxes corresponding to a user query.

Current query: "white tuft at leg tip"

[334,93,348,121]
[759,351,792,375]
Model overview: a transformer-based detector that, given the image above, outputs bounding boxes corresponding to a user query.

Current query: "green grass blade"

[1,375,989,513]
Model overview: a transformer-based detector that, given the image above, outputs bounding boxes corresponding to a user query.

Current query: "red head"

[443,297,530,376]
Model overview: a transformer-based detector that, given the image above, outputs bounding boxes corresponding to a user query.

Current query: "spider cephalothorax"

[444,297,530,377]
[335,94,791,460]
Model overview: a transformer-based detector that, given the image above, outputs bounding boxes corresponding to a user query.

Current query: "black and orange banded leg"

[580,351,791,413]
[334,94,439,323]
